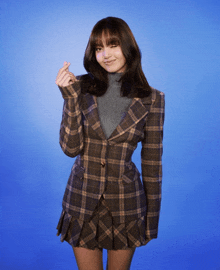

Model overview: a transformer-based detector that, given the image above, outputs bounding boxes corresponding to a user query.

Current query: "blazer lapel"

[81,93,106,140]
[108,95,152,141]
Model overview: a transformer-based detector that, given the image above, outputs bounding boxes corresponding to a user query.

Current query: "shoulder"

[76,73,96,95]
[150,87,165,112]
[150,86,165,100]
[141,86,165,106]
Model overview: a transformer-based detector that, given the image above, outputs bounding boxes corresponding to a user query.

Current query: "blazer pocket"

[121,165,140,184]
[69,164,85,188]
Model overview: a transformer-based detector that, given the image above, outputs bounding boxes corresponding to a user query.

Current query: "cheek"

[96,53,102,63]
[122,55,126,64]
[119,54,126,66]
[116,50,126,62]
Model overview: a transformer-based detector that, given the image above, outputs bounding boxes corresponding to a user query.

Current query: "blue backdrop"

[0,0,220,269]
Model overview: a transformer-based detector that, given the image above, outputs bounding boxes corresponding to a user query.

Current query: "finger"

[63,61,71,68]
[57,62,71,78]
[56,72,75,86]
[56,73,69,86]
[60,62,70,73]
[69,72,76,80]
[57,70,75,83]
[66,72,77,84]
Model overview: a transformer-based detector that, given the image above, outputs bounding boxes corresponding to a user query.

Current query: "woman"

[55,17,165,270]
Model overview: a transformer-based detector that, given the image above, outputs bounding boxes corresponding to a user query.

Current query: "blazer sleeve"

[141,90,165,240]
[58,81,84,157]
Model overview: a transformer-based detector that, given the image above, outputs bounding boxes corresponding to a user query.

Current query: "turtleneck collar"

[108,72,123,84]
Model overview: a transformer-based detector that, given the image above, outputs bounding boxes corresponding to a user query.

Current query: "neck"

[108,72,122,83]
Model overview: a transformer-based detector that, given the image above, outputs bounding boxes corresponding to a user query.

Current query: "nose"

[103,48,111,58]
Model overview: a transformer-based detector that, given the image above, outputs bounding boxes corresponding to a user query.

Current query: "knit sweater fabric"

[97,73,132,139]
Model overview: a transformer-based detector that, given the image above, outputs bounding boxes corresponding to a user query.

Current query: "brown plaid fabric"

[58,74,165,241]
[57,196,150,250]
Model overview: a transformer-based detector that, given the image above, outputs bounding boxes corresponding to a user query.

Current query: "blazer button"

[101,161,105,167]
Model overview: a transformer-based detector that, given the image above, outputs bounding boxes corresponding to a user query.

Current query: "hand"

[55,61,78,87]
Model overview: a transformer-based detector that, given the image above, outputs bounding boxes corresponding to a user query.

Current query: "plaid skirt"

[56,196,149,250]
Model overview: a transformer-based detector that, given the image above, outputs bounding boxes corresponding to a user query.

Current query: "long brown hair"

[82,17,152,98]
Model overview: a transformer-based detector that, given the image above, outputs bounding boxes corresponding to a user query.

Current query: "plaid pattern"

[58,75,165,240]
[57,196,150,250]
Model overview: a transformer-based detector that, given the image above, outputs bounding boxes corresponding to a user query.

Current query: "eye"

[95,47,102,52]
[110,44,118,48]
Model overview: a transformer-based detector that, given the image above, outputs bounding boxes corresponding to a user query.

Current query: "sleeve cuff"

[59,81,81,99]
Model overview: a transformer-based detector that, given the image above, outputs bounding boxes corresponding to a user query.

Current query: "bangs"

[91,29,121,48]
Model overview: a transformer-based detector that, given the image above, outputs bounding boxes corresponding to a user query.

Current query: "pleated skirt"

[56,195,149,250]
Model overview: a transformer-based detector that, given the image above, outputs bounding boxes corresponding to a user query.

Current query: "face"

[95,37,126,73]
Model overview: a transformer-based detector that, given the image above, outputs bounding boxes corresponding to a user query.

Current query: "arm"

[141,90,165,240]
[56,62,84,157]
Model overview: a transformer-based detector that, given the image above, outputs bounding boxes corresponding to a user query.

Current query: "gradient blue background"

[1,0,220,269]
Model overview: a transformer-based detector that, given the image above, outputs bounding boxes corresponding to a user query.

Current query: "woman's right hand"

[55,61,78,87]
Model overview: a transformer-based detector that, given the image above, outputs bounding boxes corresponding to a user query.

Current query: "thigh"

[73,247,103,270]
[107,248,136,270]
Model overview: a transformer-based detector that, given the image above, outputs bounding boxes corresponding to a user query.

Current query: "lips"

[104,60,116,65]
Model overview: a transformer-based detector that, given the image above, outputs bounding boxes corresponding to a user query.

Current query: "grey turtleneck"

[97,73,132,138]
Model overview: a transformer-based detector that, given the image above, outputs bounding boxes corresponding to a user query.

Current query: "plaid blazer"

[58,75,165,239]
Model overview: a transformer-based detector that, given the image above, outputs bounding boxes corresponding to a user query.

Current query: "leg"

[73,247,104,270]
[107,248,136,270]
